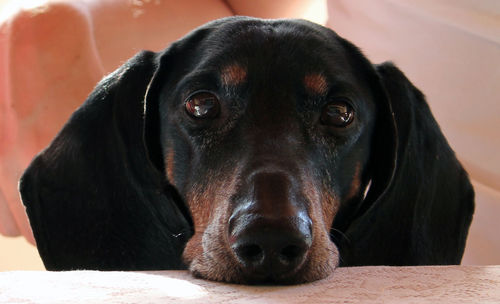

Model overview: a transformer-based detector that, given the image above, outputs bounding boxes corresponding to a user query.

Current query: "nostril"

[234,244,264,264]
[279,244,306,265]
[280,245,303,260]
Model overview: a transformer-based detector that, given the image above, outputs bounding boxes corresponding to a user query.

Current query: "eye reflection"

[321,101,354,127]
[185,92,220,119]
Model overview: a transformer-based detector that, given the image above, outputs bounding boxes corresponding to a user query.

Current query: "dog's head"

[152,18,381,283]
[20,17,474,284]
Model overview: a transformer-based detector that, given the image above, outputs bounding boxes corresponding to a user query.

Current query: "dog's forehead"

[190,19,359,92]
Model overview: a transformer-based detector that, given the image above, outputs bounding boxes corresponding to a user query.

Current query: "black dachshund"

[20,17,474,284]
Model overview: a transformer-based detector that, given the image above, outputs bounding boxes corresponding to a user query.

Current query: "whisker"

[330,227,350,243]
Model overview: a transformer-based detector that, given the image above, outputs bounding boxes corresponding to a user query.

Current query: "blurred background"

[0,0,42,271]
[0,0,498,270]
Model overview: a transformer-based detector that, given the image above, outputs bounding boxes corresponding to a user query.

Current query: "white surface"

[1,266,500,304]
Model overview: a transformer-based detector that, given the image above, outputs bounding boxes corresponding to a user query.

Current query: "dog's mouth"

[181,190,339,284]
[179,164,341,284]
[184,228,339,285]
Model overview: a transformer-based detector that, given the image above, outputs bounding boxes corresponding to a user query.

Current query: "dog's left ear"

[338,62,475,266]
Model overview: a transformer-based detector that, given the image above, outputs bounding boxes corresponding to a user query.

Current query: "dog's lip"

[235,257,308,285]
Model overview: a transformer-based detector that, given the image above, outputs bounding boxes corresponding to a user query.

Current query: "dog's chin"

[184,236,340,285]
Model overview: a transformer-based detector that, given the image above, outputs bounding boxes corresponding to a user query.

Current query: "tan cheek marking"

[182,184,216,264]
[182,169,244,283]
[182,171,237,261]
[302,175,339,230]
[186,184,217,233]
[346,162,362,200]
[221,64,247,86]
[183,232,204,264]
[321,191,340,229]
[166,150,175,184]
[299,176,339,282]
[304,73,328,95]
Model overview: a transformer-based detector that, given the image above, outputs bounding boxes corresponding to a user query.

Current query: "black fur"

[20,17,474,276]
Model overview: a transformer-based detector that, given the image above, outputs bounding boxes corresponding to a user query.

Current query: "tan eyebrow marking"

[304,73,328,95]
[221,64,247,86]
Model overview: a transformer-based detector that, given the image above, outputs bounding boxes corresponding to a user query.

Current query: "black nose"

[230,217,312,280]
[229,171,313,281]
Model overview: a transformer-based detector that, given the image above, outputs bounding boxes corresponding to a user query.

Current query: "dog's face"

[20,17,474,286]
[158,19,376,284]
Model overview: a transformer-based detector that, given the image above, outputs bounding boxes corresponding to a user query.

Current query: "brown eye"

[185,92,220,119]
[321,101,355,127]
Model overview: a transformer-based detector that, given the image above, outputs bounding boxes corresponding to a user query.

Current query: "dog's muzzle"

[228,171,313,282]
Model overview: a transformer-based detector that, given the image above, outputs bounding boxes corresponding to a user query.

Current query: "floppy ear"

[19,50,192,270]
[337,62,474,266]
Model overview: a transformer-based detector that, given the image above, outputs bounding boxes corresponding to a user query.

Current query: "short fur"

[20,17,474,284]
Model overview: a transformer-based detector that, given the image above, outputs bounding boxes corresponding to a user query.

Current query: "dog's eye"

[185,92,220,119]
[321,101,355,127]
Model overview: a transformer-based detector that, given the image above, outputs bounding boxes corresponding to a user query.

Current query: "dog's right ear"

[19,49,191,270]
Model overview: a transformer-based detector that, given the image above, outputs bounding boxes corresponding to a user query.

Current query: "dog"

[20,17,474,284]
